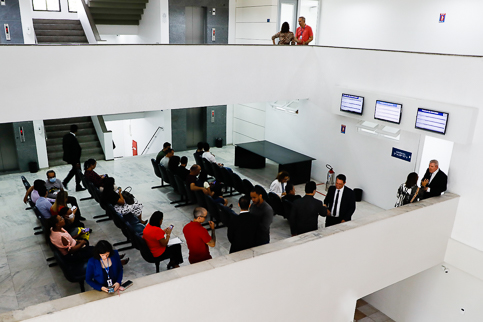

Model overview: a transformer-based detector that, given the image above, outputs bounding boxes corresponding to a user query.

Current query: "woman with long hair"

[272,22,295,45]
[395,172,423,207]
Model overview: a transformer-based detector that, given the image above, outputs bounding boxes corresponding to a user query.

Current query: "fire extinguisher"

[326,164,335,192]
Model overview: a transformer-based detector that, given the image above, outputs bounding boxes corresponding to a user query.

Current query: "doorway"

[186,107,206,149]
[418,135,453,185]
[0,123,19,171]
[185,7,207,44]
[279,0,298,36]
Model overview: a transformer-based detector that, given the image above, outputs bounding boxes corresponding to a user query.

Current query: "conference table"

[234,140,315,185]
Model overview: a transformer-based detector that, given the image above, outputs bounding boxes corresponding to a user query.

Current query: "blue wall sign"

[392,148,412,162]
[439,13,446,23]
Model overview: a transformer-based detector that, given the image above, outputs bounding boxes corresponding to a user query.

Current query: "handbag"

[121,186,135,205]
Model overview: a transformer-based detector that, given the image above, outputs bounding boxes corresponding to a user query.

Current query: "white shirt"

[269,179,286,197]
[202,151,217,163]
[331,186,345,217]
[160,156,170,168]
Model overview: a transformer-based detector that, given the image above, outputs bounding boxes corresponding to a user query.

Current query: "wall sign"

[391,147,412,162]
[439,13,446,23]
[341,124,346,134]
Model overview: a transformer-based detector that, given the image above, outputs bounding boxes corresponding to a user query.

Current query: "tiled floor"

[0,145,384,314]
[354,299,395,322]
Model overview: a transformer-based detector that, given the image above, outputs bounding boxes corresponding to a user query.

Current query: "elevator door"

[0,123,19,171]
[186,107,206,149]
[185,6,206,44]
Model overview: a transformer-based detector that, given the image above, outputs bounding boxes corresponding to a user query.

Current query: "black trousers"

[325,216,343,227]
[64,245,94,264]
[155,244,183,265]
[63,162,81,187]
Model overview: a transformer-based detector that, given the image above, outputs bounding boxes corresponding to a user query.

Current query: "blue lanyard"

[101,259,110,279]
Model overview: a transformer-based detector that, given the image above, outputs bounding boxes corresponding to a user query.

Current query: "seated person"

[49,214,93,263]
[186,165,226,205]
[194,142,204,157]
[51,191,84,228]
[269,171,290,197]
[24,179,55,204]
[282,183,302,203]
[202,143,232,172]
[101,177,146,225]
[143,211,183,270]
[45,170,85,220]
[160,148,174,168]
[36,185,54,219]
[155,142,171,163]
[86,240,129,293]
[167,155,181,174]
[84,159,107,191]
[176,156,190,181]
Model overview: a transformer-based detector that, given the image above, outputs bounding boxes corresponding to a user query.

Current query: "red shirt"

[143,224,166,257]
[295,25,313,45]
[183,221,212,264]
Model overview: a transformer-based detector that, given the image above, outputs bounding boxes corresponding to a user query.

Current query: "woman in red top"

[142,211,183,269]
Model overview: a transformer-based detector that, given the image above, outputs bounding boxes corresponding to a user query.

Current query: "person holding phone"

[183,207,216,264]
[50,191,84,228]
[86,240,129,293]
[143,211,183,270]
[49,215,93,263]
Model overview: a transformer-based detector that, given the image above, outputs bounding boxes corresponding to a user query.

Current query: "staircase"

[89,0,149,25]
[33,19,88,44]
[44,117,104,167]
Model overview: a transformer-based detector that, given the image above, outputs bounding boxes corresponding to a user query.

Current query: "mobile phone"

[108,287,115,293]
[71,206,77,211]
[121,280,133,289]
[168,224,174,230]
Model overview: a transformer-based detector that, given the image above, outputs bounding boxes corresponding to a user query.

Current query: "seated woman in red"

[84,159,107,191]
[143,211,183,270]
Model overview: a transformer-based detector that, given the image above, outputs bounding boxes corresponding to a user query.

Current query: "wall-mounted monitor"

[374,100,402,124]
[340,94,364,115]
[415,108,449,134]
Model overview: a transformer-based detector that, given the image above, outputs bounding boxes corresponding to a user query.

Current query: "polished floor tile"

[0,144,384,314]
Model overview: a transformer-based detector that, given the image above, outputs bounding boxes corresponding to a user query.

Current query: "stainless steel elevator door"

[0,123,19,171]
[185,6,206,44]
[186,107,205,149]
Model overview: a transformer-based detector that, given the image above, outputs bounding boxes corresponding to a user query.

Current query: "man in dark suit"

[324,174,356,227]
[420,159,447,199]
[282,183,302,203]
[227,196,259,253]
[62,125,85,191]
[291,181,328,235]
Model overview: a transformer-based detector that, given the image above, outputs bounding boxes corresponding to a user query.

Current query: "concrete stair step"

[94,19,139,25]
[33,24,83,31]
[37,36,88,43]
[89,2,146,9]
[90,0,148,3]
[44,117,91,125]
[44,122,93,132]
[89,7,143,15]
[46,128,97,139]
[33,19,83,25]
[92,13,142,20]
[47,134,98,146]
[35,29,86,37]
[48,147,104,160]
[47,141,101,153]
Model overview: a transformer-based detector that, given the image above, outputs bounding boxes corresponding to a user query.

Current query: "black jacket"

[421,169,447,199]
[324,186,356,222]
[291,195,327,235]
[62,132,82,164]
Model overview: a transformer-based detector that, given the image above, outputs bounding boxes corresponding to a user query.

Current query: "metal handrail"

[142,127,164,155]
[81,0,102,41]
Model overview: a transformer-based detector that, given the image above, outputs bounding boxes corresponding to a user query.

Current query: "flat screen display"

[374,100,402,124]
[340,94,364,115]
[415,108,449,134]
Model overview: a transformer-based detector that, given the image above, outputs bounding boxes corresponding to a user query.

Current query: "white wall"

[104,111,167,158]
[18,0,36,44]
[32,120,48,169]
[30,0,77,19]
[319,0,483,55]
[233,102,266,144]
[235,0,278,44]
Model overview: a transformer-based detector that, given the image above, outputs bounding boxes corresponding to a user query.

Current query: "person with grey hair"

[420,159,447,199]
[295,16,313,45]
[182,207,216,264]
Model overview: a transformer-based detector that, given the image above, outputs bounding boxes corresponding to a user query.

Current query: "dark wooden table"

[235,140,315,185]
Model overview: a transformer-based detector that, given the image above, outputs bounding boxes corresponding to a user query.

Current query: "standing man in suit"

[291,181,328,235]
[324,174,356,227]
[227,196,259,253]
[62,125,85,191]
[420,159,447,199]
